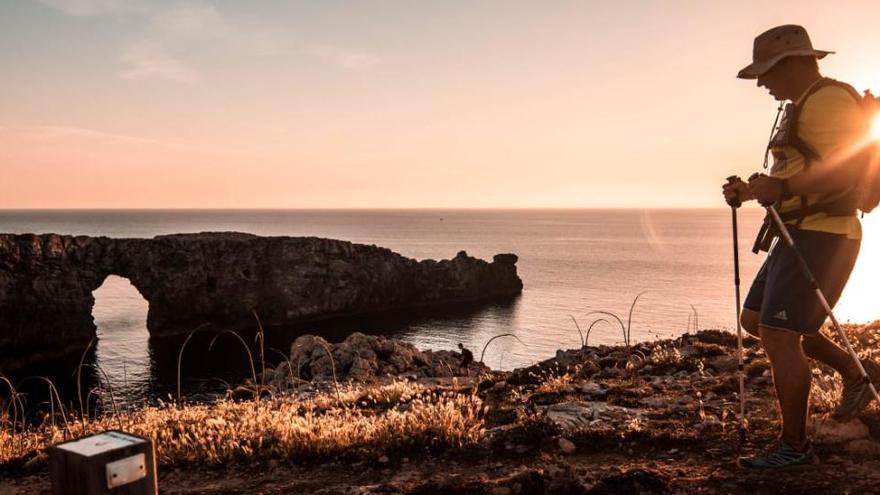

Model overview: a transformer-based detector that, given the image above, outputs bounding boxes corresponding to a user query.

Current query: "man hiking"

[722,24,880,469]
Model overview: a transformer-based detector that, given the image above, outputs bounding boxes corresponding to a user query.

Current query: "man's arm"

[785,147,868,195]
[749,147,868,205]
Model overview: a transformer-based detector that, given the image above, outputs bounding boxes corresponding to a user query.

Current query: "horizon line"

[0,205,760,212]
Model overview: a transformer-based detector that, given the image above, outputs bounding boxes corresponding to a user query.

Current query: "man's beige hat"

[737,25,833,79]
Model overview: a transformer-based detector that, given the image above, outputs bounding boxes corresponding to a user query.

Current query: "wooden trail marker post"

[49,430,157,495]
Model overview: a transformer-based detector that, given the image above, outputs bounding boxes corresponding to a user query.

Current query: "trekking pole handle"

[726,176,743,208]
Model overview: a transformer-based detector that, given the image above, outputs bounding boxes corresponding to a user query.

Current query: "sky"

[2,0,880,208]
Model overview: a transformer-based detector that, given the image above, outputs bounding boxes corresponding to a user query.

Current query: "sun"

[872,113,880,141]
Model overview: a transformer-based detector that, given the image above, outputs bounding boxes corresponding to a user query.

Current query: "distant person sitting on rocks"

[458,343,473,376]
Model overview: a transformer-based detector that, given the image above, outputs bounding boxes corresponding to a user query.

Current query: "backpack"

[858,89,880,213]
[752,81,879,253]
[775,80,880,219]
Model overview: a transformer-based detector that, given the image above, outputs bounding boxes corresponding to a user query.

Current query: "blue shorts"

[743,228,860,335]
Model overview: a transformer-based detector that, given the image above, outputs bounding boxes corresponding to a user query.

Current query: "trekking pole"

[765,205,880,404]
[727,177,748,443]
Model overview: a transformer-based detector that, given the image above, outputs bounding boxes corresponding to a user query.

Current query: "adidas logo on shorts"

[773,310,788,321]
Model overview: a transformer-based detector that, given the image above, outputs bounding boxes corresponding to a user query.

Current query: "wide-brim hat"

[737,24,833,79]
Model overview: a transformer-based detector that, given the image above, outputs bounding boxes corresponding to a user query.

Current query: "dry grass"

[648,342,682,367]
[4,310,877,476]
[810,369,843,413]
[810,324,880,413]
[0,379,484,467]
[534,371,575,395]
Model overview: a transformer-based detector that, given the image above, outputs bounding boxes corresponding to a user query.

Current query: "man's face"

[756,61,791,101]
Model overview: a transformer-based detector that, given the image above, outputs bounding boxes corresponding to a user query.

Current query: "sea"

[2,208,879,406]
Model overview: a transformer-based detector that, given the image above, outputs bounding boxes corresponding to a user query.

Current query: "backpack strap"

[776,192,859,222]
[782,78,863,225]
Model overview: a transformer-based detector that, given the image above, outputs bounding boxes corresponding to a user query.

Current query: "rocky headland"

[0,233,522,370]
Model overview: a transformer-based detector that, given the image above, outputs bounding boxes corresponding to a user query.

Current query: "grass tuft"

[479,334,527,364]
[568,315,585,347]
[585,318,611,348]
[583,311,626,347]
[176,323,211,403]
[75,337,96,430]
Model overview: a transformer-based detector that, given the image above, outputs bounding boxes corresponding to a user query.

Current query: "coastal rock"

[289,335,334,379]
[272,332,490,384]
[707,355,739,374]
[0,233,522,369]
[545,400,644,431]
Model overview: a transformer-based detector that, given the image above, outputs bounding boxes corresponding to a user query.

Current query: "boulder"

[349,356,379,380]
[277,333,489,383]
[707,355,739,374]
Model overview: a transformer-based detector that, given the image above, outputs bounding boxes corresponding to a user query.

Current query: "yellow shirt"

[770,81,866,240]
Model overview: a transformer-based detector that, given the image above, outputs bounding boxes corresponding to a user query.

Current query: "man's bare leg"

[742,309,859,381]
[802,332,861,380]
[759,324,812,448]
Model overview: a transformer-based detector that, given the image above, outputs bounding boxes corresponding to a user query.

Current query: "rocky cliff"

[0,233,522,369]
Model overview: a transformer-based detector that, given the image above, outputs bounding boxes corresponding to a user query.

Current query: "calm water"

[3,208,878,405]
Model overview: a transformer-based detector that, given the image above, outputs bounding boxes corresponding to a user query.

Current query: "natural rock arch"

[0,233,522,369]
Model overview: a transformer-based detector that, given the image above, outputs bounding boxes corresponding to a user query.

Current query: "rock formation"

[267,332,489,386]
[0,233,522,369]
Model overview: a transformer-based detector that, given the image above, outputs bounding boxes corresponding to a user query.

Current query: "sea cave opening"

[91,274,151,404]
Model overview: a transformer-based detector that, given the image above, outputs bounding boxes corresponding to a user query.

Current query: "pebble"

[22,453,46,471]
[558,438,576,454]
[580,382,607,396]
[708,355,739,373]
[491,381,508,391]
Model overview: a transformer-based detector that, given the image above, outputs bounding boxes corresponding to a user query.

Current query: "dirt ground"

[4,327,880,494]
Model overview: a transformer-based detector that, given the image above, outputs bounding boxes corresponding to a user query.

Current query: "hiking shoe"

[832,360,880,423]
[739,441,817,469]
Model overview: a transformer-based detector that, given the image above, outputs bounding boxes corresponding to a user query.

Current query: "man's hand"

[722,176,752,208]
[748,173,791,207]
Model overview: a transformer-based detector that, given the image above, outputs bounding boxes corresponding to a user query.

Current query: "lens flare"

[871,114,880,141]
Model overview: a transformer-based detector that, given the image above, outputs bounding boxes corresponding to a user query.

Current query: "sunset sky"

[2,0,879,208]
